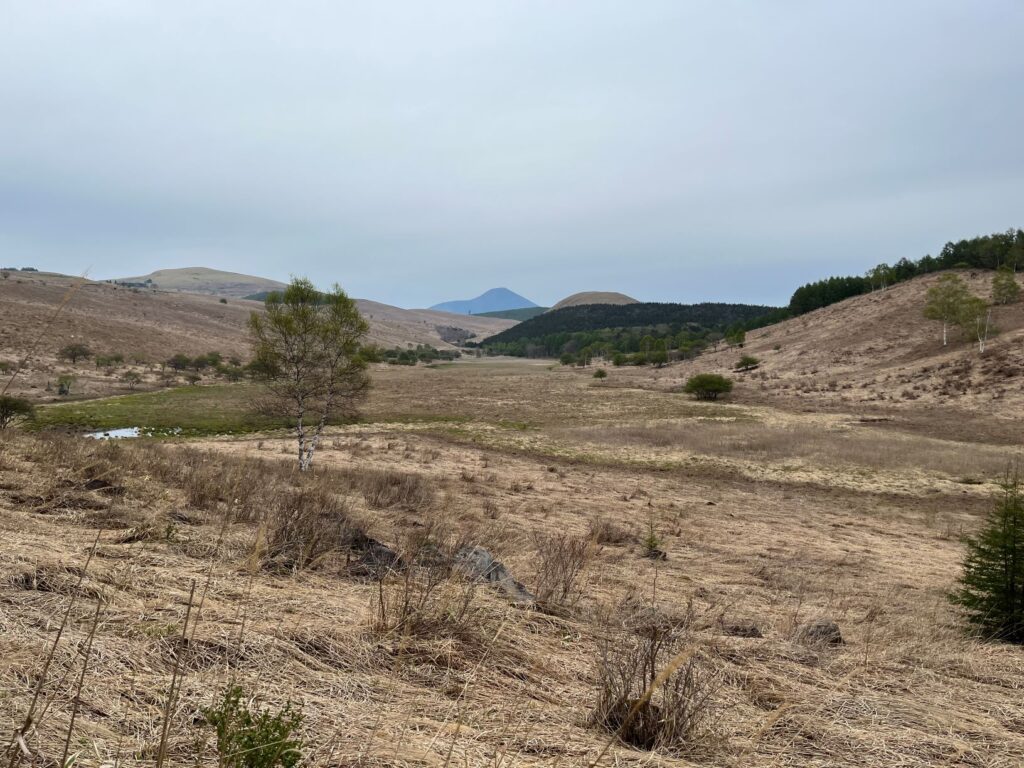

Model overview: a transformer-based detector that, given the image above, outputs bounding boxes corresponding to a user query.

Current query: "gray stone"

[454,545,535,604]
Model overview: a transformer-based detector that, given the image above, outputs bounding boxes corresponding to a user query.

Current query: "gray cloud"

[2,1,1022,307]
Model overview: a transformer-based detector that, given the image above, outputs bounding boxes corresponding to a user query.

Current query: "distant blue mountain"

[430,287,539,315]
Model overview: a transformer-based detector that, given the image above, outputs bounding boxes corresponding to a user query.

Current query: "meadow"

[3,358,1023,767]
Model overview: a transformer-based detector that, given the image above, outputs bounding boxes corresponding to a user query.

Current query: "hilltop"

[551,290,638,310]
[113,267,287,298]
[430,287,538,315]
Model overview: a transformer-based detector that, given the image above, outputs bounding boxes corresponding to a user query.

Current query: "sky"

[1,2,1022,309]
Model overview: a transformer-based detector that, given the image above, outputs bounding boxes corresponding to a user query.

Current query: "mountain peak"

[430,288,538,315]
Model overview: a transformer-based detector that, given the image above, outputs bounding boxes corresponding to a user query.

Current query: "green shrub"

[683,373,733,401]
[951,467,1024,643]
[0,396,34,429]
[58,343,91,364]
[735,355,760,371]
[56,374,75,396]
[593,368,608,379]
[202,684,303,768]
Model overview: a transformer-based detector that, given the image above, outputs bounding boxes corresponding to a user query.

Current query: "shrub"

[682,374,733,401]
[359,469,434,510]
[591,606,718,754]
[56,374,75,396]
[121,371,143,390]
[0,396,34,429]
[264,485,359,571]
[58,343,91,364]
[593,368,608,379]
[531,532,592,608]
[951,466,1024,643]
[734,355,759,371]
[202,684,303,768]
[167,353,191,371]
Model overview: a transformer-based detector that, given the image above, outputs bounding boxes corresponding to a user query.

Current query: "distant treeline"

[480,302,786,359]
[476,307,548,321]
[788,229,1024,315]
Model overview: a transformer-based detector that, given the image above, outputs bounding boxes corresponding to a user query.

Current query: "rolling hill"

[430,287,538,315]
[113,267,287,298]
[551,291,638,310]
[652,270,1024,423]
[0,272,514,401]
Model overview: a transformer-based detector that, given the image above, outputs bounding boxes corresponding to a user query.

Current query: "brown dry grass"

[3,359,1024,767]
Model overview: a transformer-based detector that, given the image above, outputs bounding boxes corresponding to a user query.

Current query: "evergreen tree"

[952,467,1024,643]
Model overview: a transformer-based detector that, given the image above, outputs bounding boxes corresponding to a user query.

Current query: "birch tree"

[992,267,1021,306]
[958,295,993,354]
[923,274,969,346]
[249,278,369,471]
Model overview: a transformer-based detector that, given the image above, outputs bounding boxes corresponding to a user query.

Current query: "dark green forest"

[788,229,1024,315]
[479,302,786,361]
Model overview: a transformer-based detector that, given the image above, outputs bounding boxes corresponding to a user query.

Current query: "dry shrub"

[262,484,361,571]
[358,468,434,510]
[371,568,497,669]
[591,605,719,755]
[531,531,593,608]
[588,515,633,546]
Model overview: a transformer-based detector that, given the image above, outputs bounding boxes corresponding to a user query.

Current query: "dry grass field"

[3,356,1024,767]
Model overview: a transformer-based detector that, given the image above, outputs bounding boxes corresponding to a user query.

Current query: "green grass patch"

[32,384,289,437]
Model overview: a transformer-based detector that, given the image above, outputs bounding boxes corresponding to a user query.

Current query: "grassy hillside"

[0,272,512,403]
[115,267,287,298]
[644,270,1024,425]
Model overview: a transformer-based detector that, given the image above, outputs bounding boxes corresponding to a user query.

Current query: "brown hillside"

[0,272,513,400]
[113,267,287,298]
[656,270,1024,419]
[551,290,638,310]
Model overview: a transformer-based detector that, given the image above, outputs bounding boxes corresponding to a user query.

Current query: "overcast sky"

[2,2,1022,308]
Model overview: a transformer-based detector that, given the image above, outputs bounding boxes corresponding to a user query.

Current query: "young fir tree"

[951,467,1024,643]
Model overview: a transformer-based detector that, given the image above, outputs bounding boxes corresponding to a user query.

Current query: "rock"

[722,619,763,638]
[454,546,535,604]
[349,535,406,579]
[797,618,843,646]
